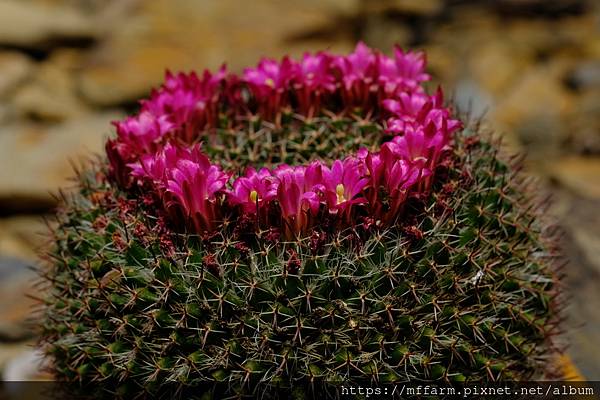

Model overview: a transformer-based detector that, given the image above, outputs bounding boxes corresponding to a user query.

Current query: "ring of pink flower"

[106,43,462,238]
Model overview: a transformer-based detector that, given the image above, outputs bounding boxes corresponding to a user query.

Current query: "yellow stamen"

[249,190,259,203]
[265,78,275,88]
[336,184,346,204]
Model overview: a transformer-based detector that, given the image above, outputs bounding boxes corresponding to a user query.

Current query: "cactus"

[39,43,562,398]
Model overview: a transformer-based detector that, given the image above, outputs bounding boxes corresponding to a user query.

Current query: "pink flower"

[273,163,323,237]
[335,42,377,89]
[333,42,378,107]
[107,112,174,185]
[377,46,429,95]
[165,154,230,232]
[383,92,430,121]
[295,52,336,92]
[383,158,426,220]
[291,52,336,115]
[243,57,296,118]
[228,167,278,214]
[113,112,174,156]
[320,158,369,215]
[141,67,226,142]
[129,142,199,184]
[363,145,427,221]
[130,143,229,233]
[385,89,462,136]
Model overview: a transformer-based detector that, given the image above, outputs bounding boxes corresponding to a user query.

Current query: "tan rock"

[422,43,461,84]
[0,112,123,210]
[0,216,49,262]
[469,40,532,96]
[363,15,412,50]
[551,157,600,199]
[363,0,443,15]
[77,0,354,106]
[493,65,575,155]
[0,52,33,99]
[0,0,97,47]
[13,50,89,121]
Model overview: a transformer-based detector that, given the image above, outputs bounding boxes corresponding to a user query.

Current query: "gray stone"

[1,348,48,381]
[570,61,600,90]
[0,256,35,342]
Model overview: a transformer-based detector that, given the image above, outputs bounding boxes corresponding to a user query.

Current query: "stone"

[363,0,444,16]
[468,40,533,96]
[363,15,412,50]
[0,216,49,262]
[0,52,33,99]
[0,111,123,211]
[492,65,575,158]
[555,192,600,378]
[422,43,460,84]
[0,343,32,376]
[13,50,89,121]
[0,257,36,342]
[1,348,49,381]
[567,87,600,154]
[551,156,600,199]
[77,0,354,106]
[569,61,600,90]
[0,0,97,48]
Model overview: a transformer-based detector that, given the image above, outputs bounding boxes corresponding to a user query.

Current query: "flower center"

[249,190,259,203]
[336,184,346,204]
[265,78,275,88]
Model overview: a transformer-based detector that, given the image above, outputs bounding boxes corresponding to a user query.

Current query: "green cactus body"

[39,44,561,398]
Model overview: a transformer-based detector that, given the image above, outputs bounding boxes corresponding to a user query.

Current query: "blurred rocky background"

[0,0,598,381]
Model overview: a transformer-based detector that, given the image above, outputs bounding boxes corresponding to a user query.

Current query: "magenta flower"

[334,42,377,106]
[295,52,336,92]
[113,111,174,156]
[385,89,462,137]
[129,142,201,184]
[243,57,295,118]
[377,46,429,95]
[320,158,369,215]
[292,52,336,115]
[166,156,229,233]
[363,145,427,221]
[107,112,174,186]
[141,67,226,142]
[383,92,429,121]
[383,158,426,220]
[228,167,278,214]
[273,163,323,237]
[133,144,230,233]
[387,99,461,173]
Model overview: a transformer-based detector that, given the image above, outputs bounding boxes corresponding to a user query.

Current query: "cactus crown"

[105,42,461,238]
[40,43,562,398]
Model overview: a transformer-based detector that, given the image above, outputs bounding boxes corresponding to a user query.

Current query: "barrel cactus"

[39,43,563,398]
